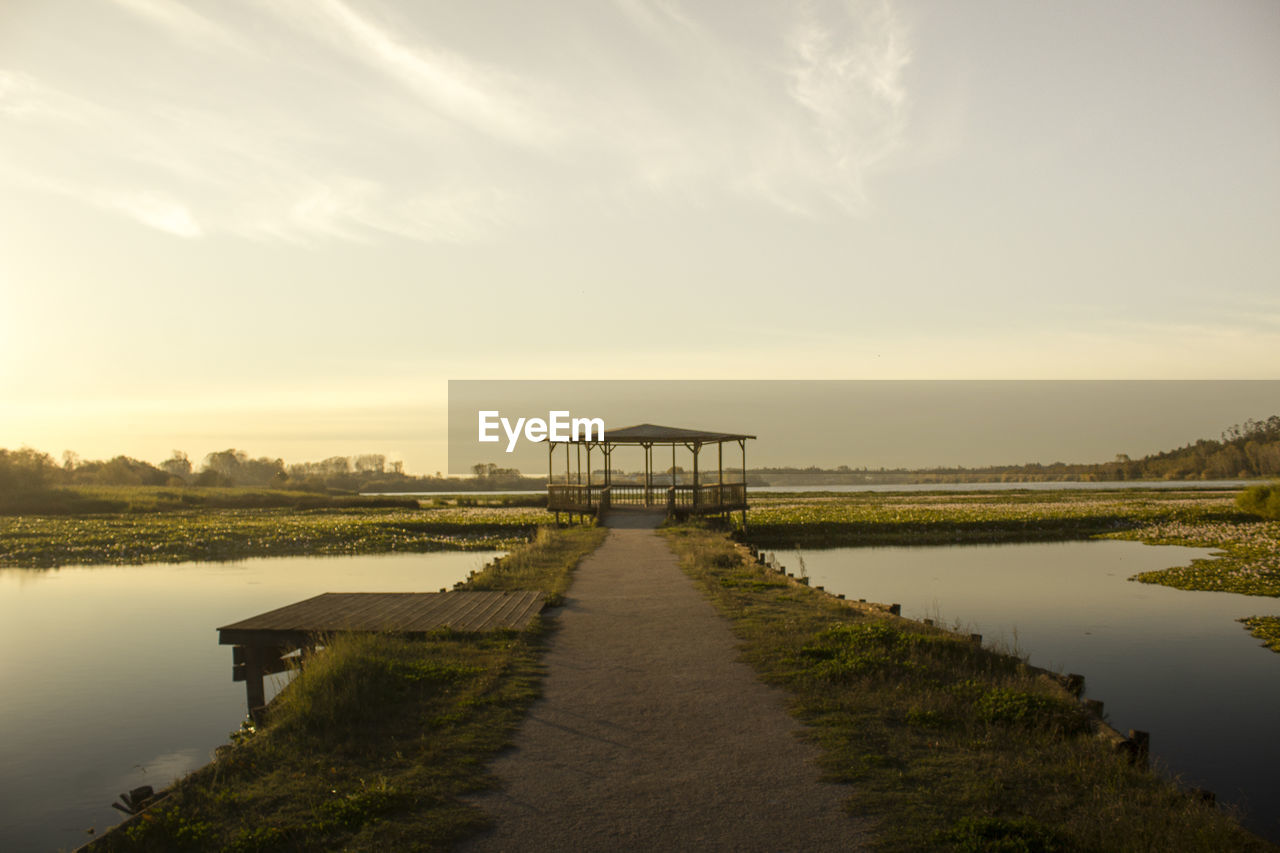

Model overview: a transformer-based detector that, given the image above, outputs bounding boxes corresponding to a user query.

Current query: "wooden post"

[644,443,652,506]
[691,442,699,511]
[717,441,723,510]
[242,645,266,718]
[1128,729,1150,769]
[740,438,748,531]
[586,445,592,510]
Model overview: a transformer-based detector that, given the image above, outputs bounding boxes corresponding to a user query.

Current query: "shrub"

[1236,482,1280,521]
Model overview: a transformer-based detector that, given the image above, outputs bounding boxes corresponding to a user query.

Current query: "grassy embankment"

[87,524,607,853]
[664,525,1273,852]
[746,489,1280,653]
[0,486,551,568]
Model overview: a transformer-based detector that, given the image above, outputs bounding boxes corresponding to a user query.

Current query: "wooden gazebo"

[546,423,754,525]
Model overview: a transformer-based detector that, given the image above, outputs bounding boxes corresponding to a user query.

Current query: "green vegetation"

[744,489,1247,547]
[88,525,606,853]
[0,484,420,516]
[1238,482,1280,521]
[0,504,553,568]
[1240,616,1280,653]
[1114,518,1280,598]
[663,527,1271,851]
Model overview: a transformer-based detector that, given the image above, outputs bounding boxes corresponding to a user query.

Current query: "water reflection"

[0,550,499,853]
[797,540,1280,842]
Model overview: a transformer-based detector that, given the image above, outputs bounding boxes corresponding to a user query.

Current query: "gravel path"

[459,515,868,851]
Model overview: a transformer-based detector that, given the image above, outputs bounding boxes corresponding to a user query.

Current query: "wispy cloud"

[103,191,203,238]
[295,0,558,147]
[785,0,912,210]
[0,0,916,241]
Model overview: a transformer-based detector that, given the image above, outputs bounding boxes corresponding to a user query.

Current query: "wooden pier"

[218,590,546,718]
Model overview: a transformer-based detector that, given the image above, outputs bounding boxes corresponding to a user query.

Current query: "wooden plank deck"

[218,590,546,717]
[219,590,546,647]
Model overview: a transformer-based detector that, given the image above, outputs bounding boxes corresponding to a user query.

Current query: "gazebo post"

[643,443,652,506]
[549,442,557,524]
[718,441,724,515]
[691,442,699,511]
[740,438,748,531]
[586,444,592,513]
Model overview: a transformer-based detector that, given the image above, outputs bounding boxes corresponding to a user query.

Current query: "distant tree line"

[2,415,1276,496]
[0,447,542,494]
[756,416,1280,485]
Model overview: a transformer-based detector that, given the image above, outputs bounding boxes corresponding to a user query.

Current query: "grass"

[663,525,1273,852]
[0,505,556,568]
[87,524,606,853]
[742,488,1251,549]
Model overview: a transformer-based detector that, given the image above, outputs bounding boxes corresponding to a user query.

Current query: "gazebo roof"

[593,423,755,444]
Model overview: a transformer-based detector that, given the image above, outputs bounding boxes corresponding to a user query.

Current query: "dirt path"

[459,517,868,851]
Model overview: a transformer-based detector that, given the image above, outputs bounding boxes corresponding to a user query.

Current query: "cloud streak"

[0,0,916,241]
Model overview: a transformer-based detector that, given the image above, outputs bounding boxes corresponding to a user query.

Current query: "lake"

[790,540,1280,842]
[0,550,501,853]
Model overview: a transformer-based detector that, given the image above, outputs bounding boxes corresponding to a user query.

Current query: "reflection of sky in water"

[798,541,1280,843]
[0,550,499,852]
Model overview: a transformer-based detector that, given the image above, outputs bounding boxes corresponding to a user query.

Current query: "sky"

[1,0,1277,473]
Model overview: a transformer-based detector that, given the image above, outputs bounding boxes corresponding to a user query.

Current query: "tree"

[160,451,192,480]
[0,448,60,492]
[354,454,385,474]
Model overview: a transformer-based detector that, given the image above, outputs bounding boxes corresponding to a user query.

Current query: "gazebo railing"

[549,482,746,514]
[547,484,606,512]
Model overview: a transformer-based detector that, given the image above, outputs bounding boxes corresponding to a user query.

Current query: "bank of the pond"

[84,526,607,852]
[664,527,1271,852]
[0,505,549,568]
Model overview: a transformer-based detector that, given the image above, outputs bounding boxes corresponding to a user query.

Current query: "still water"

[0,551,500,853]
[795,541,1280,842]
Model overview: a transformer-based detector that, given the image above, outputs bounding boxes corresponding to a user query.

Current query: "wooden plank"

[218,591,546,645]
